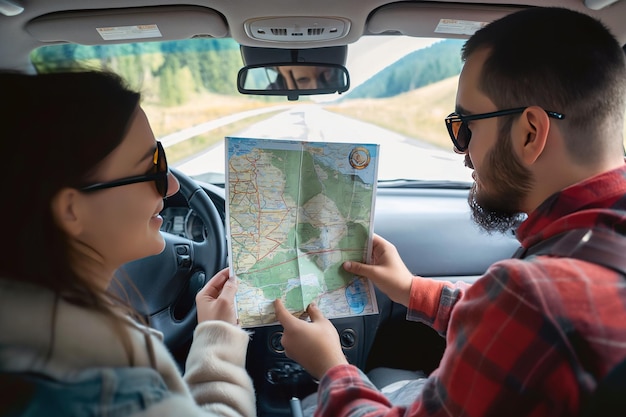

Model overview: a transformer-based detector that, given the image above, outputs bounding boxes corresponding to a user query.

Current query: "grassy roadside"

[143,79,626,161]
[326,76,459,151]
[327,75,626,152]
[161,112,283,164]
[142,93,285,164]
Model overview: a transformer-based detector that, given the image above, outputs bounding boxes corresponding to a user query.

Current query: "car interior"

[2,0,626,415]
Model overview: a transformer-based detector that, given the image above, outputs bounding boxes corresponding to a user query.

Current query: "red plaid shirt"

[316,164,626,417]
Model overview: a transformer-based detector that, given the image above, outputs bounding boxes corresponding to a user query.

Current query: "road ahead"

[173,104,471,182]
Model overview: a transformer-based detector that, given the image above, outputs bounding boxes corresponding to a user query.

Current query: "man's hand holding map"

[226,137,379,327]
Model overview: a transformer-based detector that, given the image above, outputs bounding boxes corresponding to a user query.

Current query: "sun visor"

[367,3,524,39]
[25,5,228,45]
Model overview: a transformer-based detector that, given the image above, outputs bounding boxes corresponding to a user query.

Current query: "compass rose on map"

[349,147,371,170]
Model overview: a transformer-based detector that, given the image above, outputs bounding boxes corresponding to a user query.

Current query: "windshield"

[31,36,473,185]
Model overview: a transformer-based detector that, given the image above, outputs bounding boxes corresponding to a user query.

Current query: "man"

[274,6,626,417]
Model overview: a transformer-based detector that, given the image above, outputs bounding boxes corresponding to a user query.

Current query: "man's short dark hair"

[462,7,626,163]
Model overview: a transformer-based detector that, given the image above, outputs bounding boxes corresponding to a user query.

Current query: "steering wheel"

[116,167,227,354]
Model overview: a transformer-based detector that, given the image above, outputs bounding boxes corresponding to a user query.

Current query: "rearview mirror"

[237,63,350,100]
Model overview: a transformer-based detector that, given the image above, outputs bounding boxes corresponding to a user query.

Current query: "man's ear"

[514,106,551,165]
[51,188,83,237]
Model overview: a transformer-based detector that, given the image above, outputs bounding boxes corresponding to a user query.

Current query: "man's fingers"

[305,302,325,322]
[275,299,326,326]
[343,260,373,278]
[371,233,388,246]
[273,299,291,323]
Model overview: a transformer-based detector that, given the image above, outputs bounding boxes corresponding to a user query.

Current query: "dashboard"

[160,205,208,242]
[160,182,225,242]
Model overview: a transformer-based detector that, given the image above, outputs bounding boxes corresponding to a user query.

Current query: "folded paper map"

[226,137,379,327]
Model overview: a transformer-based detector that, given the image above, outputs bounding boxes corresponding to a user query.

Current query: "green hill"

[344,39,464,100]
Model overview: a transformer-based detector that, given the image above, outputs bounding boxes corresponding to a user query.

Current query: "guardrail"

[159,105,291,147]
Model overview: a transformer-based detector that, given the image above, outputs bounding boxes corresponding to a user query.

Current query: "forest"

[31,38,244,106]
[344,39,464,99]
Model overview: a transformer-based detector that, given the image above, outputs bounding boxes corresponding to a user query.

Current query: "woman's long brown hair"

[0,70,149,365]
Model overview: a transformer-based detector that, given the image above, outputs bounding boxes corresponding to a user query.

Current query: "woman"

[0,70,255,416]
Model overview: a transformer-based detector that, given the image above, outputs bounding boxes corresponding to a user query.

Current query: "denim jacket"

[3,367,172,417]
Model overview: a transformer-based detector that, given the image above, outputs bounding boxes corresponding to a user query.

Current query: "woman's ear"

[51,188,83,237]
[514,106,551,165]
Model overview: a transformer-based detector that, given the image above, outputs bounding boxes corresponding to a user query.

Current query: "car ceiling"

[1,0,625,72]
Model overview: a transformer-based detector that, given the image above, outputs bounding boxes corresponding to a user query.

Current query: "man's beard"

[467,127,532,234]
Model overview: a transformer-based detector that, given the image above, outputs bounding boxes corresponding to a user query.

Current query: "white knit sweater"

[0,278,256,417]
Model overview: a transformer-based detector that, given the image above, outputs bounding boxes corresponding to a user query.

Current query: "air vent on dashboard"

[245,16,350,42]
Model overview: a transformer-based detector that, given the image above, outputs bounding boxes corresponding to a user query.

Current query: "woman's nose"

[166,173,180,197]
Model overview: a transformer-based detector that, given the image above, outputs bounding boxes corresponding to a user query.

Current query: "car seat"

[579,357,626,417]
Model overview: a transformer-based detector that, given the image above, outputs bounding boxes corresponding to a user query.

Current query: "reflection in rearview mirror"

[237,63,349,99]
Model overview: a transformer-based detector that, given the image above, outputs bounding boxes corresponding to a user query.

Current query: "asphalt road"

[172,104,471,182]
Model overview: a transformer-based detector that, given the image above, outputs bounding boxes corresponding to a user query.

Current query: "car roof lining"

[17,1,626,47]
[2,0,626,72]
[18,3,534,48]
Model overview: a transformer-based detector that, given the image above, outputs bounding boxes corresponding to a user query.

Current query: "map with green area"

[226,137,379,327]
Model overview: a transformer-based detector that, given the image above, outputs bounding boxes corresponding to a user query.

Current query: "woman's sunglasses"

[444,107,565,152]
[80,141,170,198]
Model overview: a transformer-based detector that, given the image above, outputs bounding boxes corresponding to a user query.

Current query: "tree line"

[30,37,465,105]
[343,39,465,100]
[31,38,243,106]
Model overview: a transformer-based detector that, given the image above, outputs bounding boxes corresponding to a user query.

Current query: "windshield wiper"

[377,179,472,189]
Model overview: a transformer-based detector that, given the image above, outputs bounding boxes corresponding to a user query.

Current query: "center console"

[247,313,381,417]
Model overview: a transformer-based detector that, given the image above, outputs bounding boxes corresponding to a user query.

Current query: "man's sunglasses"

[444,107,565,152]
[80,141,170,198]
